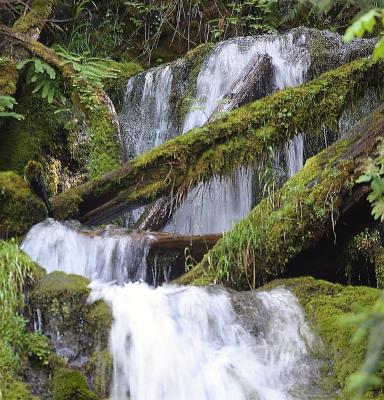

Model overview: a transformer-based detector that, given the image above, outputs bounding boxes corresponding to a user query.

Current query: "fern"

[0,95,24,121]
[53,46,118,88]
[16,58,67,106]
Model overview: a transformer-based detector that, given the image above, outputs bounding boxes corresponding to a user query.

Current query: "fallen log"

[177,105,384,289]
[48,57,383,225]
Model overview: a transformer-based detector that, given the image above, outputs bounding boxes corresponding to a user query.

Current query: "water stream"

[89,283,321,400]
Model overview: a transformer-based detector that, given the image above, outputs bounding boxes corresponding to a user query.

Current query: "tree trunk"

[177,105,384,289]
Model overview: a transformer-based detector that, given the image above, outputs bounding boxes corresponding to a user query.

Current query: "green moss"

[2,379,39,400]
[0,58,18,96]
[85,350,112,399]
[87,107,121,178]
[0,171,47,238]
[53,369,96,400]
[13,0,55,35]
[29,271,112,350]
[375,248,384,290]
[263,277,383,399]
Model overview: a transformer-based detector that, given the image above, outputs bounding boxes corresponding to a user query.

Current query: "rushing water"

[22,218,325,400]
[89,283,320,400]
[21,219,152,284]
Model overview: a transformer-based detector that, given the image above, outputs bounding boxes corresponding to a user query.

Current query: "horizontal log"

[47,57,383,225]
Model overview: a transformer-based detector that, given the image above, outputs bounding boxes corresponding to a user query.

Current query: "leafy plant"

[54,46,118,88]
[16,58,67,106]
[0,95,24,120]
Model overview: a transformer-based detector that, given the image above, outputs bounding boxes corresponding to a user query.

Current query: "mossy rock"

[53,369,97,400]
[263,277,383,399]
[1,379,39,400]
[0,171,47,238]
[29,272,112,364]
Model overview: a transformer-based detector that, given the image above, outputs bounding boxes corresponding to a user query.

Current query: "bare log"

[208,53,273,122]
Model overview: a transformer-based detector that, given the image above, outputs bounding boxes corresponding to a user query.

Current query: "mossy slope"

[263,277,383,399]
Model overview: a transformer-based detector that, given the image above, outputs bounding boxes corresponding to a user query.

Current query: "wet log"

[150,231,221,252]
[208,53,273,122]
[177,105,384,289]
[47,57,383,225]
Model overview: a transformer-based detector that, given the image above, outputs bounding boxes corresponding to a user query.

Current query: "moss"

[0,58,18,96]
[29,272,112,352]
[2,379,39,400]
[263,277,383,399]
[87,107,121,179]
[375,248,384,290]
[53,369,97,400]
[13,0,55,35]
[51,57,384,222]
[0,171,47,238]
[85,350,112,399]
[0,88,89,186]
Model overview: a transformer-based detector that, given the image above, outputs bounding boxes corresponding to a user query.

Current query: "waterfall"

[120,32,310,234]
[89,283,322,400]
[21,219,152,284]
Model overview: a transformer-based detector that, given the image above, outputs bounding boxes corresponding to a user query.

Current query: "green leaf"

[374,37,384,60]
[344,9,380,42]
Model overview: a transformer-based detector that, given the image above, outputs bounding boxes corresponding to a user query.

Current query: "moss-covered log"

[47,57,383,225]
[178,105,384,289]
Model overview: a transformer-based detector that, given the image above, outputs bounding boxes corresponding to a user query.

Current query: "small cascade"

[120,64,180,160]
[89,283,322,400]
[21,219,152,284]
[164,167,253,235]
[285,134,305,178]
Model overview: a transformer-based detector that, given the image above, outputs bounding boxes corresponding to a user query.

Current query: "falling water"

[89,283,322,400]
[21,219,152,284]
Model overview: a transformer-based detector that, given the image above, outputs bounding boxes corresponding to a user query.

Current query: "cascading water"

[22,218,327,399]
[89,283,322,400]
[21,218,152,284]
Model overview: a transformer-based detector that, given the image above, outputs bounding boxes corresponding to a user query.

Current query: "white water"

[89,283,320,400]
[120,65,177,159]
[21,219,152,284]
